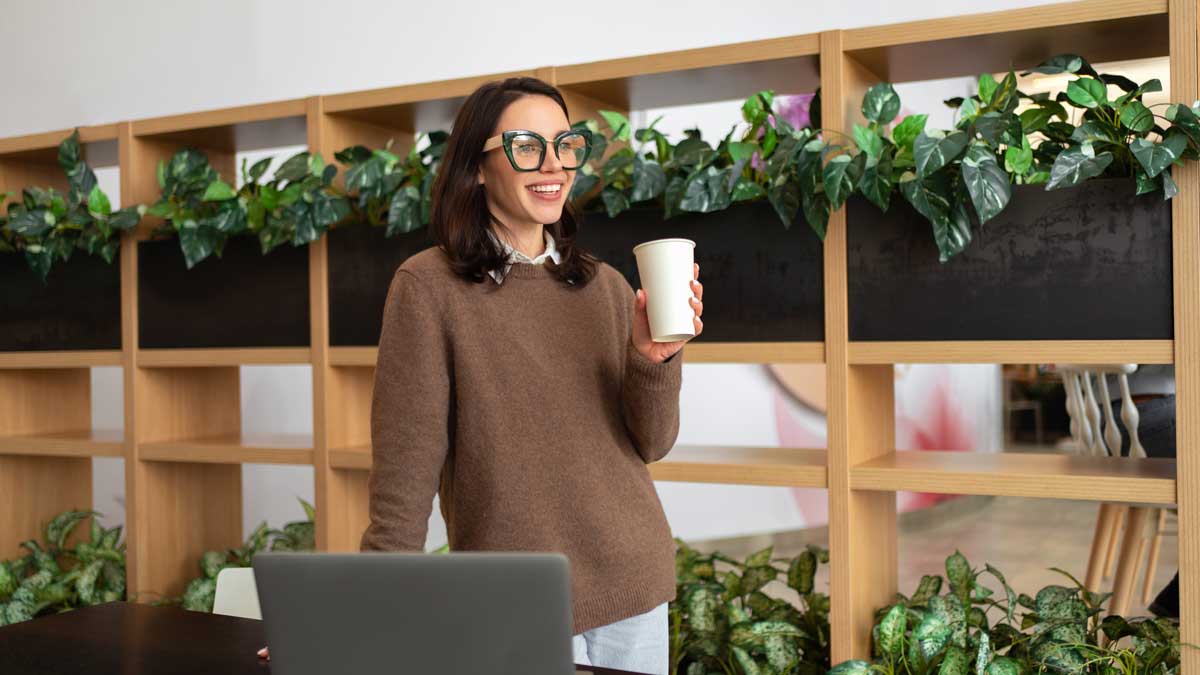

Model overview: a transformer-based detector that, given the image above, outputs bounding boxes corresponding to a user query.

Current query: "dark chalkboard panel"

[847,178,1173,341]
[0,251,122,351]
[138,237,310,349]
[327,225,435,346]
[577,200,825,343]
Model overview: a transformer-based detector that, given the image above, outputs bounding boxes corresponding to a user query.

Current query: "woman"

[359,76,701,673]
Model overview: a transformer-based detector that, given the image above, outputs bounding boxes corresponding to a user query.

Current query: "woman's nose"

[540,148,563,172]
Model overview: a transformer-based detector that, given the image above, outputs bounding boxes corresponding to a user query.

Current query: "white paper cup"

[632,238,697,342]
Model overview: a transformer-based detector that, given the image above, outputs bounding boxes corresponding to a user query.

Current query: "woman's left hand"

[632,262,703,363]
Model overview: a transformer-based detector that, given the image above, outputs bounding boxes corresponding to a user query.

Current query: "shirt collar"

[487,228,562,284]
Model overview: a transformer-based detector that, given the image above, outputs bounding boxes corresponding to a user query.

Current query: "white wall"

[28,0,1046,543]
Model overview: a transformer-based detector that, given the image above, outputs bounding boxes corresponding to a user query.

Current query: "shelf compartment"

[554,34,820,110]
[850,450,1175,504]
[329,342,825,367]
[649,445,827,487]
[847,340,1173,365]
[321,70,538,131]
[0,429,123,458]
[129,98,308,152]
[140,432,314,465]
[0,351,123,368]
[137,348,312,368]
[843,0,1168,83]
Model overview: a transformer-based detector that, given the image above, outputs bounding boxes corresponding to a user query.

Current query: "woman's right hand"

[257,646,270,660]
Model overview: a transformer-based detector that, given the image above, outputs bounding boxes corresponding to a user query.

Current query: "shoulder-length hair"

[430,76,598,288]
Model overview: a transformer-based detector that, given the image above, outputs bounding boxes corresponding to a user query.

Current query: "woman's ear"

[477,167,485,186]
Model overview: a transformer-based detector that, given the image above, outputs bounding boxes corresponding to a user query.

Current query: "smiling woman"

[349,76,704,675]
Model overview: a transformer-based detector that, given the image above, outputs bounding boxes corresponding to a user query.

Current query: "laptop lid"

[252,551,576,675]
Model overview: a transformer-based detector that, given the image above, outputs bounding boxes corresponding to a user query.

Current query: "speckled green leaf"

[939,646,970,675]
[974,630,991,675]
[687,585,720,633]
[740,565,779,594]
[911,575,943,605]
[828,659,871,675]
[880,604,907,659]
[787,550,816,595]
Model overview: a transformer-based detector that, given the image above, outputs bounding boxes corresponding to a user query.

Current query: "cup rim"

[632,238,696,254]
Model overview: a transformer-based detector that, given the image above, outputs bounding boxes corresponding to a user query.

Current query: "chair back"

[1055,364,1146,458]
[213,566,262,620]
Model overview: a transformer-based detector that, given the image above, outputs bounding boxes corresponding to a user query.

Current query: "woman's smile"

[526,180,564,202]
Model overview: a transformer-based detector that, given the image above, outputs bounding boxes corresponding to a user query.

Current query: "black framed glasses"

[481,128,593,171]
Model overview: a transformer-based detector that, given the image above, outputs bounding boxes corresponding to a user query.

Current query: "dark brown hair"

[430,76,598,287]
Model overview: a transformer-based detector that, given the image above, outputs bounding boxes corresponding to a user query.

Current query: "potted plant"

[137,149,340,349]
[828,550,1190,675]
[324,134,445,346]
[671,538,832,675]
[572,92,827,343]
[0,509,127,626]
[845,55,1180,341]
[0,130,139,351]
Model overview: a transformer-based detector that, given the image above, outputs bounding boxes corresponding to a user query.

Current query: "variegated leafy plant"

[672,538,831,675]
[571,90,839,239]
[828,551,1187,675]
[0,509,126,627]
[333,131,447,236]
[146,149,349,268]
[0,130,142,281]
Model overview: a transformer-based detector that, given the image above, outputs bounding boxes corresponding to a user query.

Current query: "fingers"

[689,295,703,318]
[694,314,703,337]
[693,262,699,280]
[257,647,270,660]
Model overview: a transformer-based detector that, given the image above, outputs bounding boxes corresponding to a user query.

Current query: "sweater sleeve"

[619,279,685,464]
[360,269,452,552]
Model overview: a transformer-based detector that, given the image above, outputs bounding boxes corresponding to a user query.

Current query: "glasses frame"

[481,128,594,172]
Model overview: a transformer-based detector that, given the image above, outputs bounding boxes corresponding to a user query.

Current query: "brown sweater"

[360,246,684,635]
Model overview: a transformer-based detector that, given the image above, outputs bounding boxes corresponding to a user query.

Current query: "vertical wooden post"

[821,30,898,662]
[1169,0,1199,669]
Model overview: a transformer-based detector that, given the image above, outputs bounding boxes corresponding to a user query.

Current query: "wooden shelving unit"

[1,0,1196,669]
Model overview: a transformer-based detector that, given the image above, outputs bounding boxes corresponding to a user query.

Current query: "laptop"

[253,551,584,675]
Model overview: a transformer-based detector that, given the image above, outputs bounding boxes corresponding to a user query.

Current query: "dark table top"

[0,602,643,674]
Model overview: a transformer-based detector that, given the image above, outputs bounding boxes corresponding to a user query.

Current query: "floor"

[688,467,1177,620]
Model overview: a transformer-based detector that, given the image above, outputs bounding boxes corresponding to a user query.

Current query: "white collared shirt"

[487,228,562,284]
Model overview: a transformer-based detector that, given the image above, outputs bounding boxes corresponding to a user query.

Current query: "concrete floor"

[690,491,1177,619]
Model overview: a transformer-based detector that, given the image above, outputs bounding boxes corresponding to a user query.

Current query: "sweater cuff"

[625,343,684,391]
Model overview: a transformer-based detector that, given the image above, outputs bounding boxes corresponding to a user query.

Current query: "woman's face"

[477,95,576,230]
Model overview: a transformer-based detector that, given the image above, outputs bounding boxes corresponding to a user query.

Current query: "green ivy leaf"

[914,130,969,177]
[859,148,894,212]
[892,114,928,151]
[853,124,883,160]
[961,144,1011,224]
[977,74,998,104]
[1132,133,1188,178]
[630,156,666,202]
[247,157,272,183]
[599,110,631,141]
[1004,137,1033,176]
[862,83,901,124]
[1066,77,1107,109]
[201,180,237,201]
[1046,146,1113,189]
[1121,100,1154,133]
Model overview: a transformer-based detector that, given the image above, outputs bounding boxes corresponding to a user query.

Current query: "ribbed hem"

[625,342,684,391]
[571,573,677,635]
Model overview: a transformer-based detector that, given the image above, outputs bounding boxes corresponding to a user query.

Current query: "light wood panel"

[0,125,121,209]
[848,340,1174,365]
[0,429,123,458]
[130,98,307,153]
[822,31,899,664]
[0,368,96,559]
[1167,0,1199,668]
[0,351,123,368]
[135,348,312,367]
[140,432,313,465]
[852,451,1177,504]
[844,0,1168,83]
[554,35,820,110]
[331,443,829,487]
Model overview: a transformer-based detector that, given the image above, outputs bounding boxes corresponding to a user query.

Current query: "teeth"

[529,184,561,193]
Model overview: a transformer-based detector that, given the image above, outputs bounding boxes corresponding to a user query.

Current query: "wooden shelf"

[0,124,120,165]
[136,348,312,367]
[328,342,824,367]
[140,432,313,465]
[129,98,308,152]
[330,443,827,488]
[850,450,1176,505]
[321,70,538,131]
[554,34,820,110]
[847,340,1173,365]
[329,444,371,470]
[0,350,123,368]
[0,429,123,458]
[649,445,827,487]
[843,0,1168,83]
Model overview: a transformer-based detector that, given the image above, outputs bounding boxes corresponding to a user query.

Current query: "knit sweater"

[360,246,685,635]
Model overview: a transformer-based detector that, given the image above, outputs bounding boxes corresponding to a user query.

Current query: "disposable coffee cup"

[632,238,697,342]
